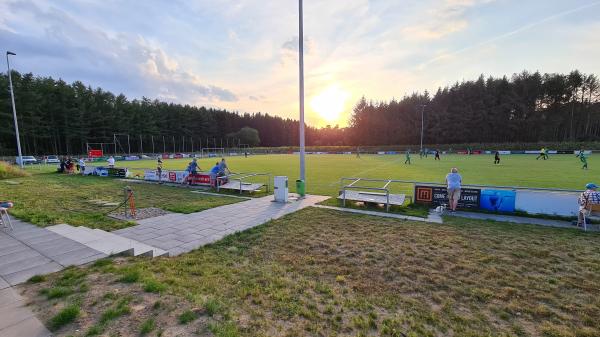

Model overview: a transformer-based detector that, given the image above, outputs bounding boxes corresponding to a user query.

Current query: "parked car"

[44,155,60,164]
[15,156,38,165]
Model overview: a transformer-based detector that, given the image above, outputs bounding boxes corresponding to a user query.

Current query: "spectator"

[577,183,600,227]
[218,158,230,175]
[0,201,13,209]
[445,168,462,212]
[78,158,86,175]
[59,157,66,173]
[184,158,199,185]
[210,162,221,187]
[107,156,115,168]
[65,157,74,174]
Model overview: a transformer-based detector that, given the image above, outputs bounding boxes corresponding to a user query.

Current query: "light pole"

[419,104,427,154]
[6,51,23,168]
[298,0,306,187]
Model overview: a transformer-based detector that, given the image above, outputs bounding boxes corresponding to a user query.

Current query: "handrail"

[340,177,584,193]
[217,172,271,194]
[342,185,392,211]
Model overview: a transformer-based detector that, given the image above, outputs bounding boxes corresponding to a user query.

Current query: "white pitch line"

[327,156,404,187]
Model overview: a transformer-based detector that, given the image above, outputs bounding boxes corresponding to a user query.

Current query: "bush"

[0,161,29,179]
[48,304,80,331]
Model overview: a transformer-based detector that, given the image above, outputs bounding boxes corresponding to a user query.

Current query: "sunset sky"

[2,0,599,127]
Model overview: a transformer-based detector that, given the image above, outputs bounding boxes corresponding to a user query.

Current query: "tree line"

[350,70,600,146]
[1,70,599,155]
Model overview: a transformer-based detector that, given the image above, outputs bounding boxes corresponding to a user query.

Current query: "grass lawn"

[0,170,241,231]
[21,207,600,337]
[121,153,595,196]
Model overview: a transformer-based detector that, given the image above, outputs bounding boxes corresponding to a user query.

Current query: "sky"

[1,0,599,127]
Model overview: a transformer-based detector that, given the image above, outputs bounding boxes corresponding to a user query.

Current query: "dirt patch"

[108,207,172,221]
[18,262,212,337]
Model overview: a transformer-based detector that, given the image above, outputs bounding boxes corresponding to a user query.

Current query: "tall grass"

[0,161,30,179]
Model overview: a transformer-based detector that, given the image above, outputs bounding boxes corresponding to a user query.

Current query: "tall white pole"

[420,104,426,153]
[298,0,306,182]
[6,52,23,168]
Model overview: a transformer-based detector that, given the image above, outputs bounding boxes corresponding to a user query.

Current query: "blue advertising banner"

[480,189,516,212]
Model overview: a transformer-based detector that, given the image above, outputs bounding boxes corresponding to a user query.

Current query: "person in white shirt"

[445,168,462,212]
[78,158,86,175]
[107,156,115,168]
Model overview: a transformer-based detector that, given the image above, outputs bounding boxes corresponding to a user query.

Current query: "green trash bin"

[296,179,305,197]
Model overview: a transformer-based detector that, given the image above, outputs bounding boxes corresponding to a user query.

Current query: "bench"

[338,178,411,212]
[216,172,271,194]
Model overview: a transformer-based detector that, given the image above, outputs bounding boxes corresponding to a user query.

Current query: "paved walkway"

[445,211,588,229]
[114,195,329,256]
[0,287,50,337]
[314,205,443,223]
[0,218,107,288]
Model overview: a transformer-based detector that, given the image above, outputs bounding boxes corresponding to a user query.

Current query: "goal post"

[201,147,225,158]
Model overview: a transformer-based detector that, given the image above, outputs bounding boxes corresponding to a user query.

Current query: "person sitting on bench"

[577,183,600,227]
[210,162,221,188]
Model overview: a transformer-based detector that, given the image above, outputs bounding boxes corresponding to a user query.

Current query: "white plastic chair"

[0,207,13,231]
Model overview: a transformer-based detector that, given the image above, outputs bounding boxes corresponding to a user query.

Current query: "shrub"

[0,161,29,179]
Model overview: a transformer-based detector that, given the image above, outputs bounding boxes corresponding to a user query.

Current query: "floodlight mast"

[298,0,306,183]
[419,104,427,153]
[6,51,23,168]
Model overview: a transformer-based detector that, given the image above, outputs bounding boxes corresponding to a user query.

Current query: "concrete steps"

[47,224,168,258]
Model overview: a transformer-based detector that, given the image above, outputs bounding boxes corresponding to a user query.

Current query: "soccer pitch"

[122,153,595,195]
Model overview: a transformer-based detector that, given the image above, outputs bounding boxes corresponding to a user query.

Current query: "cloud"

[1,0,237,104]
[401,0,493,40]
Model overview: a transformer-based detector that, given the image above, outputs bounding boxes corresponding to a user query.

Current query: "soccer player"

[434,150,440,160]
[577,150,588,170]
[356,146,361,158]
[536,148,545,160]
[157,158,163,184]
[404,150,411,165]
[494,151,500,164]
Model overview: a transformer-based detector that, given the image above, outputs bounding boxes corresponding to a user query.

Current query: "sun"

[310,85,350,124]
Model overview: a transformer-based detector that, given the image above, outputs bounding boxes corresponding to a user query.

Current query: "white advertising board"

[515,190,579,217]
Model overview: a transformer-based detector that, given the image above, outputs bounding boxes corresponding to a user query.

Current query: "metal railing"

[217,172,271,194]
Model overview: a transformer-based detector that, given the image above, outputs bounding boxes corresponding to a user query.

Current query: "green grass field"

[123,153,594,195]
[2,153,593,230]
[23,208,600,337]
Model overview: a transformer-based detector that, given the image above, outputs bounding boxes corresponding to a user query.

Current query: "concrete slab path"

[0,287,51,337]
[445,211,600,230]
[114,194,329,256]
[0,217,107,288]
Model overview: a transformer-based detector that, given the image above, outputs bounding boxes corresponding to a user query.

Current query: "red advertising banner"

[88,149,103,158]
